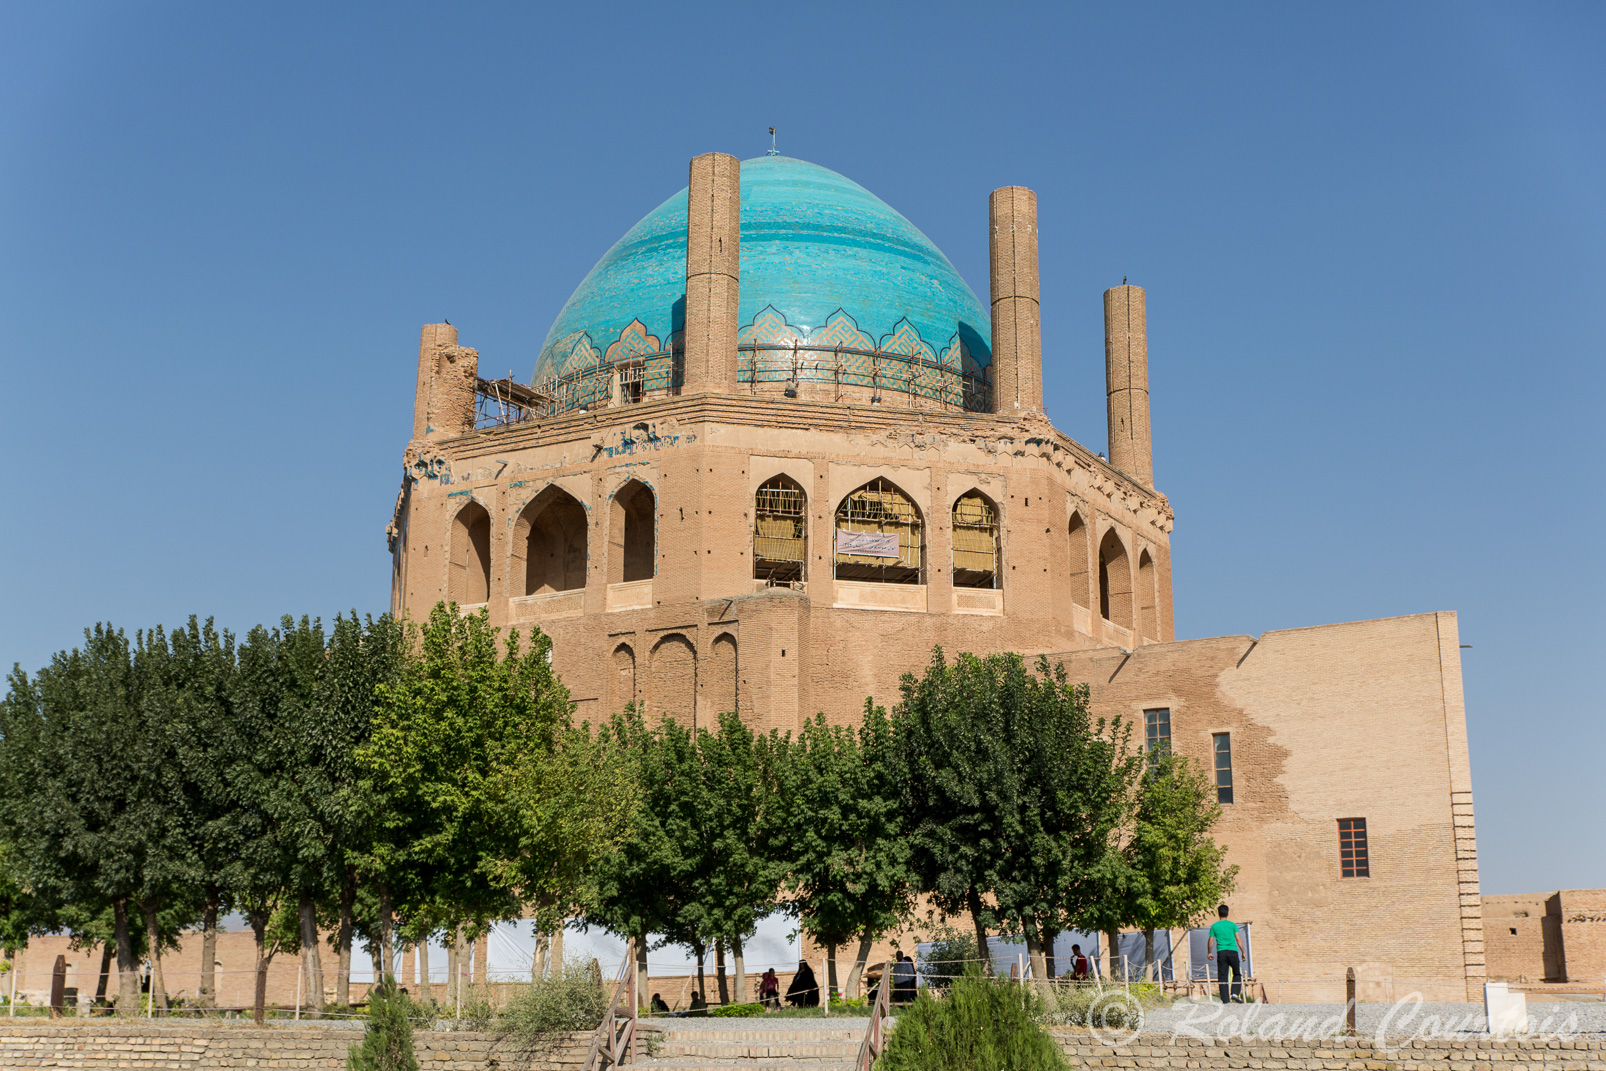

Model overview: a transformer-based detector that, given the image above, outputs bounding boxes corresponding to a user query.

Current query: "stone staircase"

[634,1016,871,1070]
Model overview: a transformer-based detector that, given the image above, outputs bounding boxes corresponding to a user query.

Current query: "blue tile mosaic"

[533,156,992,409]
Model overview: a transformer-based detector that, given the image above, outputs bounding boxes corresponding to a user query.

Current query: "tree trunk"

[1143,928,1156,983]
[635,936,649,1012]
[1104,928,1122,982]
[966,888,991,973]
[112,899,139,1015]
[140,902,168,1013]
[418,937,432,1001]
[1025,921,1049,988]
[714,939,729,1004]
[252,916,271,1025]
[692,940,707,1004]
[549,917,564,977]
[842,929,873,999]
[532,927,547,982]
[825,941,839,1000]
[731,937,745,1006]
[453,925,467,1007]
[377,882,394,982]
[94,940,114,1006]
[199,890,219,1007]
[298,896,324,1013]
[1042,926,1059,979]
[335,875,355,1006]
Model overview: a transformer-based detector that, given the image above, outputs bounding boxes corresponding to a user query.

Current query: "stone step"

[655,1040,858,1059]
[640,1066,855,1070]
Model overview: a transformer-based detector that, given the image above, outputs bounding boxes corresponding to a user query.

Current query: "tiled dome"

[533,156,991,397]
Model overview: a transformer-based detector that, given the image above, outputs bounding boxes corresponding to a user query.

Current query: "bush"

[709,1001,765,1017]
[495,961,610,1043]
[348,979,418,1071]
[1038,982,1143,1031]
[918,923,981,991]
[877,970,1066,1071]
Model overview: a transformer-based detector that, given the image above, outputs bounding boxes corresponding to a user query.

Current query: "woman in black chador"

[784,960,819,1007]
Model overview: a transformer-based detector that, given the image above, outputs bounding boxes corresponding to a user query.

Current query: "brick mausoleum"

[13,151,1498,1008]
[384,151,1486,1001]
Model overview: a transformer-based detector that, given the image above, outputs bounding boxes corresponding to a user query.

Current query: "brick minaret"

[683,152,741,393]
[412,322,478,440]
[1103,284,1152,487]
[988,186,1042,415]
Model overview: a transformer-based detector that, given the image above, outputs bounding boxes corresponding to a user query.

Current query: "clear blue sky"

[2,3,1601,894]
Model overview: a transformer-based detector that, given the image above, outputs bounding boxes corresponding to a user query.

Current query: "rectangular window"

[1338,818,1369,877]
[1144,708,1172,766]
[1213,732,1234,804]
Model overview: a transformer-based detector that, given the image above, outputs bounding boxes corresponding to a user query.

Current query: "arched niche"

[834,478,923,584]
[1098,528,1133,630]
[951,489,1000,589]
[514,488,588,595]
[1067,511,1090,608]
[449,500,492,605]
[1138,549,1158,641]
[753,476,807,584]
[609,480,656,584]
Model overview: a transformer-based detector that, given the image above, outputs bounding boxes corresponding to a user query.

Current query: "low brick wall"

[0,1023,592,1071]
[1053,1030,1606,1069]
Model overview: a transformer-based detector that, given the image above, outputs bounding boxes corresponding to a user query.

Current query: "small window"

[616,360,644,404]
[1213,733,1233,804]
[1144,708,1171,767]
[1338,818,1369,878]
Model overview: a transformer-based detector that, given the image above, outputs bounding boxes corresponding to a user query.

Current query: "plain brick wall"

[0,1023,590,1071]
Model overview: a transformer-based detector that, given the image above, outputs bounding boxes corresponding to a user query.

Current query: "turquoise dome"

[534,156,992,397]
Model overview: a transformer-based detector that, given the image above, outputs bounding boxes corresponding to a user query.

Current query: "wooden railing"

[581,941,637,1071]
[853,965,893,1071]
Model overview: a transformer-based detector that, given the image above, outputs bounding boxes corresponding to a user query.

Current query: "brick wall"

[1051,1031,1606,1069]
[0,1023,590,1071]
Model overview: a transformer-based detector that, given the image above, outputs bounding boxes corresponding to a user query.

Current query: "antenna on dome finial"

[767,127,780,156]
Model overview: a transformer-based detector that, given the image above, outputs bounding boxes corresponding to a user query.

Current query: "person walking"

[890,951,917,1005]
[1206,904,1242,1003]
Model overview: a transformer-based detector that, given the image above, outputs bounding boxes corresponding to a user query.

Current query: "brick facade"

[376,157,1485,998]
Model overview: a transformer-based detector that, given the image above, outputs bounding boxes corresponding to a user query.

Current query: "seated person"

[688,990,708,1017]
[650,993,670,1014]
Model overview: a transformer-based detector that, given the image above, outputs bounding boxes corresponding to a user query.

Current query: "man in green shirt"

[1206,904,1243,1003]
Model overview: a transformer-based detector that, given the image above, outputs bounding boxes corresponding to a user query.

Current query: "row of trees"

[0,603,1235,1018]
[588,649,1237,1001]
[0,605,628,1018]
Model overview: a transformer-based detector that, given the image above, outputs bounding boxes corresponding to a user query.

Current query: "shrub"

[709,1002,765,1017]
[495,961,610,1044]
[1038,982,1143,1031]
[918,923,981,991]
[877,969,1066,1071]
[347,979,418,1071]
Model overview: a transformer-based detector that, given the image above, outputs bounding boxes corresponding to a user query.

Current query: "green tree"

[1124,751,1238,979]
[893,649,1140,980]
[782,704,911,997]
[348,977,418,1071]
[0,626,153,1012]
[360,603,570,992]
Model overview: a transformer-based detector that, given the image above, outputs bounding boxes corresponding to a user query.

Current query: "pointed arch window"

[834,479,923,584]
[610,480,656,584]
[753,476,807,584]
[951,491,1000,589]
[1098,528,1133,629]
[450,501,492,605]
